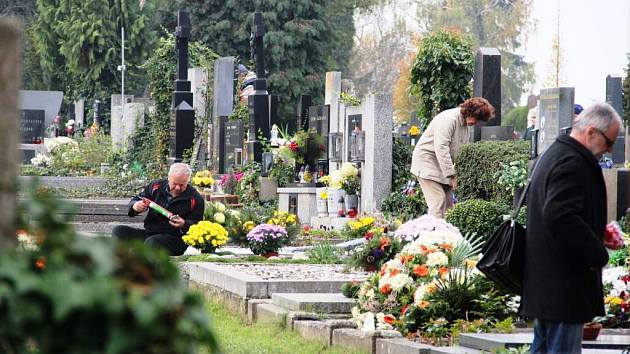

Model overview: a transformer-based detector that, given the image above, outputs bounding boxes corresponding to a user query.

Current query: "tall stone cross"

[247,11,270,163]
[168,10,195,164]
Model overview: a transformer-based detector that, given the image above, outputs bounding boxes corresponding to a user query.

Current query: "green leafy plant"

[5,182,217,353]
[410,29,475,128]
[502,106,529,131]
[341,281,362,299]
[455,140,529,205]
[280,129,325,166]
[228,101,249,125]
[609,246,629,267]
[306,243,343,264]
[270,159,295,187]
[445,199,511,244]
[495,159,528,196]
[391,137,415,192]
[340,91,361,106]
[380,190,428,222]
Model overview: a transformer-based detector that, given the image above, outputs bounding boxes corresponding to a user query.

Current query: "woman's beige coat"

[410,107,470,185]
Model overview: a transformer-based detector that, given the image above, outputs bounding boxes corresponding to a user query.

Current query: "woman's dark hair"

[459,97,495,122]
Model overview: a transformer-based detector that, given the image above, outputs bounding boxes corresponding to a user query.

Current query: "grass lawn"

[201,300,367,354]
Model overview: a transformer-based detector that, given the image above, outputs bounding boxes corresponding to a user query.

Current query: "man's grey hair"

[572,102,622,133]
[168,163,192,179]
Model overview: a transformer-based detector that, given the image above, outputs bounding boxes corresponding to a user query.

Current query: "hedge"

[455,140,529,205]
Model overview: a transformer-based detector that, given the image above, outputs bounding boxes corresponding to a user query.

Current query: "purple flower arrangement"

[246,224,289,255]
[393,214,460,242]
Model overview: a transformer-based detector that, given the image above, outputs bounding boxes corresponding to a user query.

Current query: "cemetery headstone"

[361,94,393,212]
[168,10,195,164]
[603,169,630,222]
[18,90,63,128]
[297,94,312,131]
[481,126,514,141]
[210,57,235,171]
[74,98,85,127]
[220,118,244,173]
[247,12,271,164]
[308,105,330,156]
[269,94,280,128]
[19,110,45,143]
[606,75,624,117]
[473,47,502,126]
[537,87,574,155]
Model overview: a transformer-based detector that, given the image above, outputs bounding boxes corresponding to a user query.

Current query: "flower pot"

[261,251,279,258]
[201,245,216,254]
[345,194,359,216]
[583,323,602,341]
[316,187,328,215]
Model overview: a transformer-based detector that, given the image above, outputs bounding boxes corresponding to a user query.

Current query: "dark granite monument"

[19,110,45,143]
[219,118,244,173]
[247,11,270,164]
[297,94,312,131]
[472,47,502,141]
[168,11,195,164]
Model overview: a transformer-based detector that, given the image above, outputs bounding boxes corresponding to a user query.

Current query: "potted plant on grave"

[583,317,606,340]
[182,220,229,254]
[328,170,346,217]
[340,162,360,217]
[192,170,215,196]
[278,129,325,176]
[246,223,290,258]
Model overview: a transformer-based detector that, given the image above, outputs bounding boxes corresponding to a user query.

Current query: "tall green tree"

[32,0,155,102]
[176,0,371,123]
[416,0,535,112]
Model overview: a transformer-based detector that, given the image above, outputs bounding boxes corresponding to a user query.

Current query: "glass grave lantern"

[328,132,343,162]
[349,128,365,163]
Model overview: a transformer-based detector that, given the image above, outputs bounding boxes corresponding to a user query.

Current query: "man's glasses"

[595,128,615,148]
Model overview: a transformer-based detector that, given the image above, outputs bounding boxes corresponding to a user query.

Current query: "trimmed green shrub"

[445,199,510,242]
[455,140,529,205]
[502,106,528,131]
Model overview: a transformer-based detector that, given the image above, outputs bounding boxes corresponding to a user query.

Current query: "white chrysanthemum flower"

[414,284,429,305]
[30,153,52,167]
[388,273,413,292]
[341,162,358,178]
[418,230,463,247]
[426,251,449,267]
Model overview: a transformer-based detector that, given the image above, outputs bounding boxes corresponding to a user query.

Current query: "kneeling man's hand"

[169,215,185,228]
[132,200,148,213]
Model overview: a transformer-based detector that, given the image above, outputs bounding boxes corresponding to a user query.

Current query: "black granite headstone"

[221,118,244,173]
[308,105,330,159]
[346,114,362,160]
[247,11,270,164]
[473,47,502,126]
[20,110,45,143]
[297,94,312,131]
[480,126,513,141]
[168,10,195,164]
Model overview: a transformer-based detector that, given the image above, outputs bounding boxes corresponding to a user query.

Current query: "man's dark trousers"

[112,225,187,256]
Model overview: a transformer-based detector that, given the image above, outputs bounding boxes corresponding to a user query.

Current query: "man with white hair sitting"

[113,163,205,255]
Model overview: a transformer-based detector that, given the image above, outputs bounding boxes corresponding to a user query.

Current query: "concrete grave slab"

[376,338,433,354]
[459,332,630,351]
[272,292,355,313]
[332,329,402,354]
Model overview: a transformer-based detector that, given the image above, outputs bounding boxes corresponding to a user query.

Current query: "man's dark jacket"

[520,135,609,323]
[128,179,204,237]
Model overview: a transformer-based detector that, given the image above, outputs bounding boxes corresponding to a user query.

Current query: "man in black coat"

[113,163,205,256]
[521,102,622,353]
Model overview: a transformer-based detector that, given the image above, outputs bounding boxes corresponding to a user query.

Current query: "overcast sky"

[522,0,630,105]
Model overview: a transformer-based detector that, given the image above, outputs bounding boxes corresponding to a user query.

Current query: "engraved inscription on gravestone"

[20,110,45,143]
[223,119,244,172]
[308,105,330,154]
[537,87,574,154]
[347,114,362,160]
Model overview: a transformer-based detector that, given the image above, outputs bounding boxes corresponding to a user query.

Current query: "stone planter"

[327,188,345,217]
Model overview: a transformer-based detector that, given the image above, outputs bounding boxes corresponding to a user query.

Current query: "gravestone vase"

[327,188,345,217]
[316,187,328,216]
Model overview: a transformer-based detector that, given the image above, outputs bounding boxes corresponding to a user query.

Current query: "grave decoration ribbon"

[142,197,179,221]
